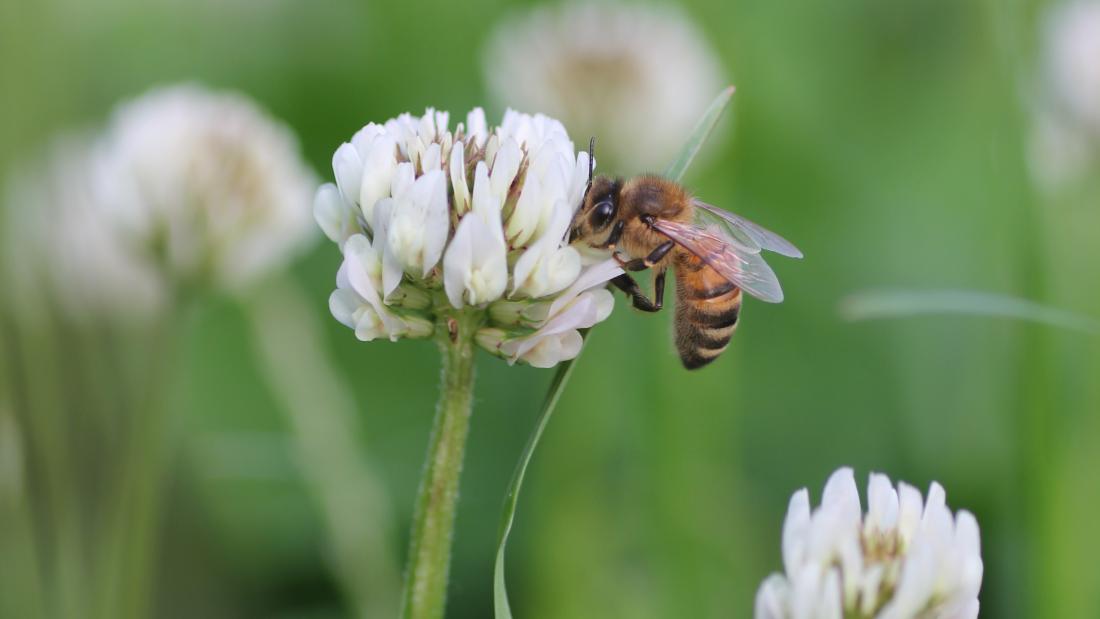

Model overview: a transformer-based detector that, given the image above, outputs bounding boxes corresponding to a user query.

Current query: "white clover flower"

[1029,1,1100,186]
[2,136,166,320]
[315,107,622,368]
[483,3,725,172]
[3,84,318,320]
[755,467,983,619]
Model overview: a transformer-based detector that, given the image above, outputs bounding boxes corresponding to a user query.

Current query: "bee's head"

[570,175,622,244]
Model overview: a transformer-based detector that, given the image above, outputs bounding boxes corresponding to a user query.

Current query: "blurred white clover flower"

[755,467,983,619]
[314,107,623,368]
[1030,0,1100,187]
[482,2,724,173]
[2,84,317,319]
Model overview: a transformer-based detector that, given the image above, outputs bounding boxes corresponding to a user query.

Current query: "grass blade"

[493,331,588,619]
[664,85,736,182]
[839,288,1100,334]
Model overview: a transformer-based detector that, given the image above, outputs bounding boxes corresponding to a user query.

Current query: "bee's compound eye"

[590,200,614,229]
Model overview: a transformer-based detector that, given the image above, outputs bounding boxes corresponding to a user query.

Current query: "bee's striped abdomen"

[674,257,742,370]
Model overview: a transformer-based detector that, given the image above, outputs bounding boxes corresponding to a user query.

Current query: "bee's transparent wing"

[650,218,786,303]
[692,200,803,258]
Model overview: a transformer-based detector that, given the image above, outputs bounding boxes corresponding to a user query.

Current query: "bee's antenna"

[587,136,596,185]
[582,136,596,204]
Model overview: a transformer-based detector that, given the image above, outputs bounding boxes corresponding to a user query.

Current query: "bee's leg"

[611,273,662,312]
[616,241,675,271]
[652,268,666,310]
[593,220,625,250]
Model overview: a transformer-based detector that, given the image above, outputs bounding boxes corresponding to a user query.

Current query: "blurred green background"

[2,0,1098,617]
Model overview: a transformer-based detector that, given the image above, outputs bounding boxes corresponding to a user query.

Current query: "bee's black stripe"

[680,349,717,370]
[707,306,740,329]
[694,329,733,351]
[683,303,741,330]
[687,281,736,301]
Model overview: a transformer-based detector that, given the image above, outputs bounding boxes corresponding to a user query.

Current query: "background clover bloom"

[483,2,724,172]
[755,467,983,619]
[1029,0,1100,187]
[3,84,318,319]
[315,106,622,368]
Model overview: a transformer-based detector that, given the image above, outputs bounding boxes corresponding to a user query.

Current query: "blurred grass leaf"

[663,85,736,182]
[493,331,587,619]
[839,289,1100,334]
[493,87,738,619]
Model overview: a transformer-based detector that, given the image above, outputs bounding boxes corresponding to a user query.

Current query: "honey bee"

[570,151,802,369]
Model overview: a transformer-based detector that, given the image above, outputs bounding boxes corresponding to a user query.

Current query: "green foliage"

[3,1,1099,618]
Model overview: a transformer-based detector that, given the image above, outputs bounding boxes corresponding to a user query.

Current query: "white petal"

[879,538,938,619]
[359,134,398,227]
[520,329,583,368]
[754,574,790,619]
[511,201,581,298]
[418,108,437,142]
[354,306,388,341]
[391,161,415,200]
[329,287,363,329]
[434,109,450,136]
[343,234,381,301]
[374,198,404,298]
[507,171,544,246]
[942,599,979,619]
[466,107,488,146]
[897,482,924,547]
[789,563,828,619]
[350,122,384,159]
[591,288,614,322]
[546,257,624,318]
[443,214,508,308]
[421,142,442,172]
[313,183,357,245]
[819,568,842,619]
[471,161,501,227]
[782,488,811,576]
[491,137,522,198]
[418,169,449,275]
[954,509,982,559]
[822,467,861,537]
[923,482,947,522]
[443,215,474,308]
[505,290,607,362]
[858,564,885,616]
[332,142,364,205]
[866,472,900,534]
[450,139,470,214]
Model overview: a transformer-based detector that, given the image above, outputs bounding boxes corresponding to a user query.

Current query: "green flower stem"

[402,311,481,619]
[246,276,400,618]
[98,308,180,619]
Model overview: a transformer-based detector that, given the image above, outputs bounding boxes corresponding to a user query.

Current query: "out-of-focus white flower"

[1030,1,1100,187]
[3,136,165,319]
[483,2,724,172]
[2,84,318,320]
[316,107,622,367]
[755,467,983,619]
[95,84,317,290]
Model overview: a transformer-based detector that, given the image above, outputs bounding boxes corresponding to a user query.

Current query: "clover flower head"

[315,106,622,367]
[755,467,983,619]
[3,84,316,319]
[483,2,724,172]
